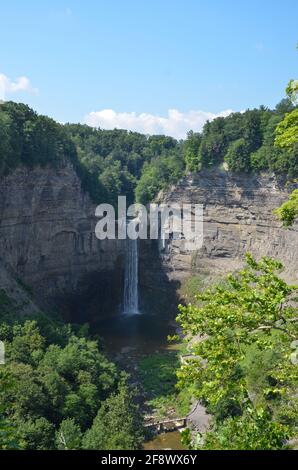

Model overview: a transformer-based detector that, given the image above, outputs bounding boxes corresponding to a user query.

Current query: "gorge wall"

[1,164,297,319]
[0,163,124,315]
[155,169,298,289]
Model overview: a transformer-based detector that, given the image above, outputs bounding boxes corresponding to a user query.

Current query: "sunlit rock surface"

[157,169,298,284]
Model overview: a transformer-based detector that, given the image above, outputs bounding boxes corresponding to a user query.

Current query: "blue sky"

[0,0,297,138]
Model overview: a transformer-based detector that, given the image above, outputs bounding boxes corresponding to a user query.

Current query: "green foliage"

[224,138,250,172]
[274,189,298,226]
[198,118,227,168]
[274,52,298,176]
[180,275,204,303]
[1,101,297,208]
[0,413,18,450]
[0,102,106,203]
[273,47,298,225]
[0,102,77,175]
[275,98,295,116]
[18,417,55,450]
[177,254,298,449]
[135,152,184,204]
[184,131,202,171]
[65,124,182,206]
[199,410,289,450]
[138,353,179,397]
[55,418,83,450]
[184,106,297,176]
[250,114,297,176]
[286,78,298,104]
[138,352,193,418]
[0,370,19,449]
[275,108,298,151]
[0,307,144,450]
[83,383,144,450]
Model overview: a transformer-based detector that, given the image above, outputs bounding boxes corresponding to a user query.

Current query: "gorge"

[1,162,297,318]
[0,101,297,451]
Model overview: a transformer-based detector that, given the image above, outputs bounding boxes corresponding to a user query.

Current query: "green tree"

[224,138,250,171]
[184,131,201,171]
[83,383,144,450]
[8,320,45,365]
[243,109,263,153]
[274,189,298,227]
[188,409,289,450]
[275,108,298,152]
[0,370,19,449]
[18,417,55,450]
[0,112,12,174]
[286,78,298,104]
[198,118,226,167]
[55,418,82,450]
[177,254,298,450]
[135,153,184,204]
[0,305,140,450]
[273,44,298,225]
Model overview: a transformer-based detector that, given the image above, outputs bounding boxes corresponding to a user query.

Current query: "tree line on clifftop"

[0,96,297,208]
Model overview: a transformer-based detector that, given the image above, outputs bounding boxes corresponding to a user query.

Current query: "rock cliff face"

[1,164,297,318]
[0,163,124,312]
[156,169,298,286]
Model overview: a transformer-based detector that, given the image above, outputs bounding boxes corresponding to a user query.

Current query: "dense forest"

[0,97,297,210]
[0,292,144,450]
[65,123,183,206]
[0,100,183,206]
[183,99,297,176]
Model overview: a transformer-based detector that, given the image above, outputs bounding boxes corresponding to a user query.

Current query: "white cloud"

[0,73,38,101]
[83,108,233,139]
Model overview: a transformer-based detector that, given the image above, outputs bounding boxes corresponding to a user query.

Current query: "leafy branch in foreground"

[275,108,298,152]
[177,254,298,450]
[274,189,298,227]
[274,44,298,227]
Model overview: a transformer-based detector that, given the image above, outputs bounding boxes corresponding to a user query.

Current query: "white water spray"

[123,237,139,315]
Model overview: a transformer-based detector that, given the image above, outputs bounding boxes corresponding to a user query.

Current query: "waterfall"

[123,237,139,315]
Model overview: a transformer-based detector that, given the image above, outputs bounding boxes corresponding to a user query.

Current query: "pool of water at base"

[143,431,186,450]
[93,312,177,356]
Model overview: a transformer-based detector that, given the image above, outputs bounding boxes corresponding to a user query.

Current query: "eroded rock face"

[1,164,297,316]
[0,163,124,310]
[157,169,298,285]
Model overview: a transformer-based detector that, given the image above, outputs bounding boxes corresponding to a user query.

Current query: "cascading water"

[123,237,139,315]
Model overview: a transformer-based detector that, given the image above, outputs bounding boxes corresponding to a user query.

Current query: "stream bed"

[93,313,184,450]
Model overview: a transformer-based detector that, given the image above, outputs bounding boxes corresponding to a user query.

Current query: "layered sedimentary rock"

[1,164,297,316]
[157,169,298,285]
[0,163,124,309]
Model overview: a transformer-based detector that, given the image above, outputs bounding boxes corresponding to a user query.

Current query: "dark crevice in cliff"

[139,240,181,318]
